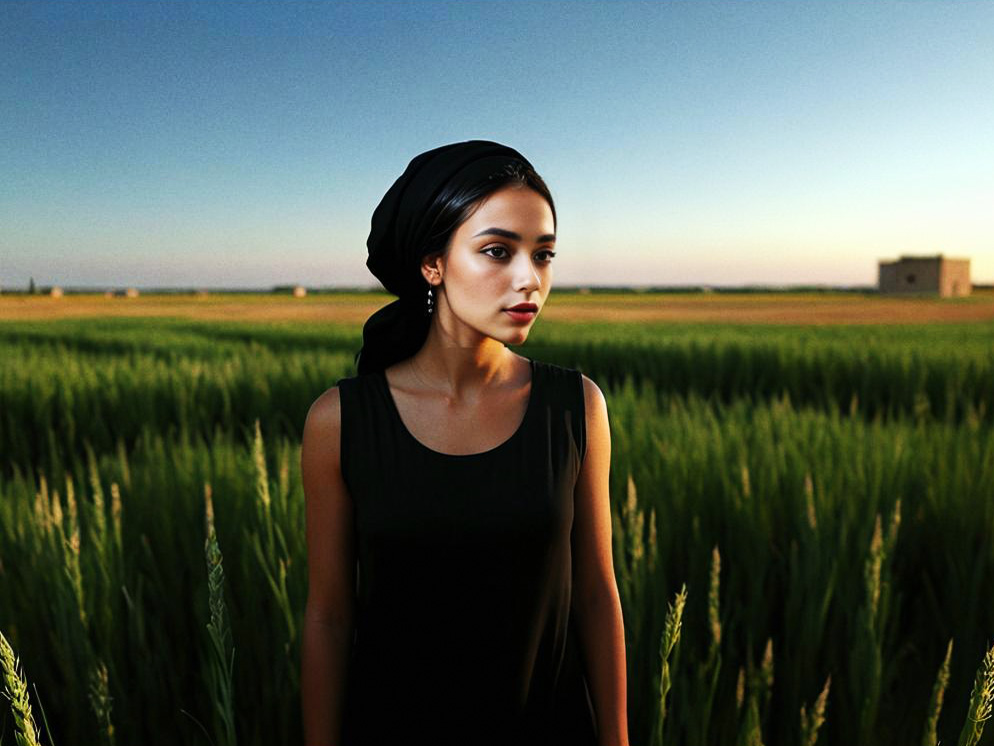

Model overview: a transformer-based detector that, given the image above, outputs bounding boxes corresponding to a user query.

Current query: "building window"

[906,273,916,284]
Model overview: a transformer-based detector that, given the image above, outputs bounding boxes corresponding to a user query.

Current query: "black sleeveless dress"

[334,357,598,746]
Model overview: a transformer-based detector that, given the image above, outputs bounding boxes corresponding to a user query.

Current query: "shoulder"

[301,383,346,463]
[538,360,606,411]
[577,373,610,470]
[302,373,375,449]
[547,369,610,475]
[536,360,609,436]
[579,373,608,419]
[578,373,609,442]
[305,383,342,429]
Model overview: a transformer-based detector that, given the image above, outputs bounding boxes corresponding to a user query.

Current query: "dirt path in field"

[2,292,994,325]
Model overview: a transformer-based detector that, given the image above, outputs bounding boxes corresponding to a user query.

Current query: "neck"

[407,331,514,398]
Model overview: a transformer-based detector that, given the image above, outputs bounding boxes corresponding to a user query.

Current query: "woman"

[300,140,628,746]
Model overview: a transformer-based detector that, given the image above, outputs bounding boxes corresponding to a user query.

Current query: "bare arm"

[300,386,356,746]
[571,375,629,746]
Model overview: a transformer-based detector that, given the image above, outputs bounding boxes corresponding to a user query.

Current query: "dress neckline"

[377,357,538,459]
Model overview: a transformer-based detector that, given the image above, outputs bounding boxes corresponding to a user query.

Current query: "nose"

[512,253,542,293]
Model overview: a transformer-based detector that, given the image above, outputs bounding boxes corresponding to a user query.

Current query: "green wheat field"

[2,297,994,745]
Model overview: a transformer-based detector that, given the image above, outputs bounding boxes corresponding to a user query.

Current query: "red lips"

[506,303,538,312]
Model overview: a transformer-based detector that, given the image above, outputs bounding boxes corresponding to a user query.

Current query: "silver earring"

[427,285,434,315]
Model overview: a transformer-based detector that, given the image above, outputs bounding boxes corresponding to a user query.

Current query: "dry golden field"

[2,288,994,324]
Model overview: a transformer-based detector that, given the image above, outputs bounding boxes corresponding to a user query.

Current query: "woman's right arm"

[300,386,356,746]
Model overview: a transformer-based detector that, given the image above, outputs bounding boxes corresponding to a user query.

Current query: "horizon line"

[6,282,994,293]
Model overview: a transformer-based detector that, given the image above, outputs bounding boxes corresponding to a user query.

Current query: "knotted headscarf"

[355,139,536,375]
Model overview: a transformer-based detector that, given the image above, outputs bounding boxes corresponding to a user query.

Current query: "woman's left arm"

[572,374,629,746]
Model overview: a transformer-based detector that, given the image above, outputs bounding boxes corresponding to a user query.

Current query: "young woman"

[300,140,628,746]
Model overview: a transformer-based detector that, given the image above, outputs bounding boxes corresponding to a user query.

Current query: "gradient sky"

[2,0,992,289]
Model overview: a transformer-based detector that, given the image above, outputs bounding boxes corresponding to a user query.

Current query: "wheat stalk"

[957,640,994,746]
[0,627,44,746]
[922,639,953,746]
[800,675,831,746]
[708,545,722,649]
[203,482,237,746]
[654,583,687,746]
[88,658,115,746]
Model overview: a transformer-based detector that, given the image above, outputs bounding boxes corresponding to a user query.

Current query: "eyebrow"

[472,227,556,243]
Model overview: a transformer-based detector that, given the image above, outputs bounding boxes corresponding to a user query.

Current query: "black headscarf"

[355,139,535,375]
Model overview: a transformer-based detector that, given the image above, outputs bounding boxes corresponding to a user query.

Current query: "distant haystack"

[104,290,114,298]
[195,289,209,299]
[878,254,971,297]
[293,285,307,298]
[125,287,140,298]
[50,286,63,298]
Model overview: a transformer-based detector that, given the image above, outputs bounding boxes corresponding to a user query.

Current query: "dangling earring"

[426,284,434,316]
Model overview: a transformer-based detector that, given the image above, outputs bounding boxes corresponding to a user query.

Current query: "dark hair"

[354,159,555,375]
[420,160,556,265]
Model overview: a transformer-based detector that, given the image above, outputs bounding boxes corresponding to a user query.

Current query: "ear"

[420,251,445,285]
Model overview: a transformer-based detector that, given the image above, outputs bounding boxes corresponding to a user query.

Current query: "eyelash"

[482,244,556,262]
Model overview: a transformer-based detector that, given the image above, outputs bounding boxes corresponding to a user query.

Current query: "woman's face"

[428,184,556,346]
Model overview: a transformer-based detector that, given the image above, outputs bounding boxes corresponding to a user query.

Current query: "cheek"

[450,256,503,292]
[444,260,508,312]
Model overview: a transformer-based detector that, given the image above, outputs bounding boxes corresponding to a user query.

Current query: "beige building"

[878,254,971,297]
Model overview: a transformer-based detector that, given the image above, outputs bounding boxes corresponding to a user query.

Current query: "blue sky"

[2,0,992,289]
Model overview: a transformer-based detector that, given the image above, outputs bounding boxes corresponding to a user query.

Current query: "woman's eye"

[482,245,556,262]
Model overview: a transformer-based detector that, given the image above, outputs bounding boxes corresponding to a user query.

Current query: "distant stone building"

[878,254,971,297]
[50,286,63,298]
[293,285,307,298]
